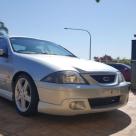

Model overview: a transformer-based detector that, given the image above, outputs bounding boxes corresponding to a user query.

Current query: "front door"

[0,37,11,92]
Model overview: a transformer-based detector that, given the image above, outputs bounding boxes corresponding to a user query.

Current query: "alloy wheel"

[15,78,31,112]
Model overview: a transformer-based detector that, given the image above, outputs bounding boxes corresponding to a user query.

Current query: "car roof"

[108,63,131,69]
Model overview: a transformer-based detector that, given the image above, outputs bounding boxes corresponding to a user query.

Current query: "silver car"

[0,36,129,116]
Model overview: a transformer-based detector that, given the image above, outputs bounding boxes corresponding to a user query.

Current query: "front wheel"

[13,74,39,116]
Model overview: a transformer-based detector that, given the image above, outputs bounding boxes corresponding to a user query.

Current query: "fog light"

[69,101,86,110]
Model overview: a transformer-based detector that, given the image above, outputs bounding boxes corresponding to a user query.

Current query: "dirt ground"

[0,93,135,136]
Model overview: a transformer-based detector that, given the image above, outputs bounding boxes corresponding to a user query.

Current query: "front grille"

[89,96,120,109]
[90,74,115,84]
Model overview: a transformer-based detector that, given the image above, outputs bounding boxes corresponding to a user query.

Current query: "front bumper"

[36,82,129,115]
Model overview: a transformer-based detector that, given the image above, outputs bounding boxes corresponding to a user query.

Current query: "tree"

[94,55,130,65]
[0,22,8,35]
[116,58,131,65]
[94,55,113,63]
[96,0,100,3]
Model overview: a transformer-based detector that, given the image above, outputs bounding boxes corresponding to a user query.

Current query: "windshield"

[10,37,76,57]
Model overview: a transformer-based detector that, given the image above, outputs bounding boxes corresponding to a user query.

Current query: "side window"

[0,38,8,53]
[12,44,26,52]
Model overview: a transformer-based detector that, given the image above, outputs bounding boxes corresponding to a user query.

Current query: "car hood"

[20,54,118,73]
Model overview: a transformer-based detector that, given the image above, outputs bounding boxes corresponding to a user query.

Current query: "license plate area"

[102,89,120,97]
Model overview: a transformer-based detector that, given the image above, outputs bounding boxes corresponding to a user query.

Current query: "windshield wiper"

[65,54,77,58]
[37,52,48,54]
[16,51,48,54]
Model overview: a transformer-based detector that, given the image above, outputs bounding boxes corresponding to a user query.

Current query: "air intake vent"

[89,96,120,109]
[90,74,115,84]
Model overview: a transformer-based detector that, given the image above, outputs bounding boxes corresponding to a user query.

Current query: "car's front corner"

[36,63,129,116]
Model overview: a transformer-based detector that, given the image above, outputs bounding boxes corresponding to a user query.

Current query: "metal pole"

[131,35,136,93]
[64,28,91,60]
[89,35,91,60]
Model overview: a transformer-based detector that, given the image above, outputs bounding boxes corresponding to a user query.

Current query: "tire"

[13,74,39,116]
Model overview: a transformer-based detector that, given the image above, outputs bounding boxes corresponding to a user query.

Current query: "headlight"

[118,72,125,83]
[41,71,87,84]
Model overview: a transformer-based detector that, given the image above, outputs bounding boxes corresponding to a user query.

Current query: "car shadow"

[131,90,136,95]
[0,97,132,136]
[35,110,131,136]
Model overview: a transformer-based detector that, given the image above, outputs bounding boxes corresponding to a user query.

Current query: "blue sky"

[0,0,135,59]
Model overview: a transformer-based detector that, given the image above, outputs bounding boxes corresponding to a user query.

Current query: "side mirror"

[0,49,7,57]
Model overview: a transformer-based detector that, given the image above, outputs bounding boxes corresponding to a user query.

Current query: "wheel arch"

[12,71,40,115]
[12,71,32,87]
[12,71,39,100]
